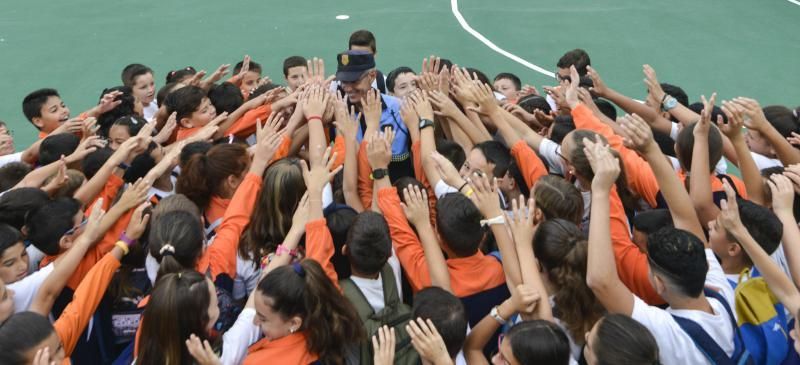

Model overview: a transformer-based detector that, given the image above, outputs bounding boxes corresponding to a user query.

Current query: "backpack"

[734,268,791,365]
[671,287,754,365]
[340,264,419,365]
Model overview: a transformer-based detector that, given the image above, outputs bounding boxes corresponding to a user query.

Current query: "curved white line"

[450,0,555,78]
[787,0,800,5]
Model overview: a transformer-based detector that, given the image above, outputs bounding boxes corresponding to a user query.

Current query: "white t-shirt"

[9,263,54,313]
[631,249,736,365]
[348,254,402,313]
[0,151,23,169]
[143,101,158,122]
[221,307,261,365]
[751,152,782,171]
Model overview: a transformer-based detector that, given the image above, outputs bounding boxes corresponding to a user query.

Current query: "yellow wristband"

[464,188,474,197]
[114,240,130,255]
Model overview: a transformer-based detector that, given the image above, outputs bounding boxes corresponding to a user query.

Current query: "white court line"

[787,0,800,6]
[450,0,555,79]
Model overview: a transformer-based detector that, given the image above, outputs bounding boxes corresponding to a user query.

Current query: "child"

[121,64,158,121]
[283,56,308,92]
[493,72,522,102]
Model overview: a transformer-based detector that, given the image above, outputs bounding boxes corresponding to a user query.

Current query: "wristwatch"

[370,168,389,180]
[419,118,435,130]
[661,95,678,112]
[490,305,507,325]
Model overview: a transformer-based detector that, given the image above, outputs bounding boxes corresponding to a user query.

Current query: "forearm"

[420,128,443,185]
[415,223,451,292]
[643,147,706,240]
[491,225,523,288]
[450,111,490,144]
[490,109,520,147]
[667,103,700,126]
[763,125,800,166]
[605,89,673,135]
[307,119,326,168]
[776,212,800,288]
[689,132,719,225]
[74,157,125,205]
[446,119,474,151]
[343,140,365,212]
[586,192,619,292]
[288,125,309,157]
[515,241,553,321]
[20,139,43,164]
[464,110,493,142]
[464,300,514,365]
[732,138,765,205]
[30,237,94,315]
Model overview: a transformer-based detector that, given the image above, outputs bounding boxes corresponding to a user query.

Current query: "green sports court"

[1,0,798,147]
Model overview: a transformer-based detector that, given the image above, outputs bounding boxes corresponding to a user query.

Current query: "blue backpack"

[732,268,792,365]
[671,288,754,365]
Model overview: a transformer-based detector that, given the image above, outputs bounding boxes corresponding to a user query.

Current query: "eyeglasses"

[64,218,87,236]
[555,71,570,83]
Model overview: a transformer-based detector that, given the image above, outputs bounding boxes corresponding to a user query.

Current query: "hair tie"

[160,244,176,256]
[292,262,306,277]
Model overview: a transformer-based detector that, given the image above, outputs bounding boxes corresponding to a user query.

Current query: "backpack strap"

[379,264,401,307]
[670,288,751,365]
[339,277,375,320]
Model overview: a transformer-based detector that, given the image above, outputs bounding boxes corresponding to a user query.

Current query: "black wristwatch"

[370,168,389,180]
[419,118,434,130]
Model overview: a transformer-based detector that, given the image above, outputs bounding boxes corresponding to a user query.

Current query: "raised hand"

[124,202,151,241]
[466,82,499,116]
[468,173,503,219]
[81,198,107,244]
[407,318,452,365]
[561,65,581,109]
[302,85,330,120]
[507,197,536,248]
[586,65,608,97]
[205,64,231,85]
[307,57,332,86]
[42,158,69,195]
[52,118,85,136]
[519,84,540,97]
[429,90,460,119]
[400,97,420,133]
[301,145,342,192]
[185,334,221,365]
[290,192,311,232]
[718,181,744,233]
[32,347,55,365]
[361,89,383,130]
[429,151,464,188]
[719,100,746,140]
[618,113,657,154]
[410,91,435,121]
[642,64,666,104]
[96,90,123,115]
[767,174,795,213]
[694,93,718,137]
[229,55,251,86]
[154,112,178,144]
[190,112,228,142]
[401,184,430,227]
[366,129,394,170]
[333,95,360,142]
[784,164,800,194]
[66,135,106,163]
[509,284,541,316]
[371,326,396,365]
[583,137,620,192]
[731,97,769,132]
[251,112,286,173]
[117,178,152,212]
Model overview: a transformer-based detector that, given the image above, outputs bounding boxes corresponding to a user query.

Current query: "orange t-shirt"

[243,332,318,365]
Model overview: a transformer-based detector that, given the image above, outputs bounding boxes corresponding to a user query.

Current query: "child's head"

[675,122,723,172]
[436,139,466,171]
[533,219,603,342]
[157,82,185,107]
[241,158,306,259]
[108,115,147,150]
[254,260,363,363]
[0,312,64,363]
[435,193,484,258]
[556,49,591,78]
[746,105,800,158]
[208,82,244,114]
[148,210,204,278]
[348,29,377,55]
[233,59,262,92]
[26,197,83,256]
[283,56,309,91]
[121,63,155,105]
[548,116,575,144]
[96,86,140,137]
[0,187,50,230]
[631,209,673,252]
[462,141,512,185]
[165,66,197,84]
[324,204,358,279]
[647,227,708,298]
[38,133,80,166]
[44,169,84,199]
[164,85,216,129]
[493,72,522,100]
[493,320,572,365]
[532,175,584,225]
[22,88,69,132]
[584,314,660,365]
[518,95,551,115]
[138,270,217,365]
[412,287,468,359]
[386,66,417,99]
[344,211,391,276]
[0,162,32,192]
[0,224,27,284]
[177,143,250,210]
[708,198,782,269]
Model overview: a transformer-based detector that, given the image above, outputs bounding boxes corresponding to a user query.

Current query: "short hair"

[647,227,708,297]
[0,187,50,230]
[0,312,56,364]
[39,133,80,166]
[386,66,415,93]
[412,287,468,358]
[436,139,466,171]
[233,60,262,75]
[325,204,358,279]
[22,88,60,123]
[208,82,244,114]
[0,223,23,258]
[121,63,153,87]
[632,209,673,234]
[164,85,207,121]
[473,141,512,178]
[493,72,522,91]
[517,95,551,114]
[283,56,308,77]
[549,116,576,145]
[81,148,114,180]
[436,193,483,257]
[465,67,491,86]
[157,82,183,107]
[661,83,689,107]
[26,197,82,255]
[557,49,591,75]
[675,122,723,173]
[593,98,617,120]
[764,105,800,138]
[0,162,32,192]
[345,211,392,275]
[734,198,782,259]
[349,29,377,53]
[249,83,282,99]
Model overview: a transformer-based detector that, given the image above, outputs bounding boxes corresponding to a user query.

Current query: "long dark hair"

[568,130,638,214]
[148,210,204,279]
[240,158,306,264]
[258,260,364,364]
[594,314,660,365]
[533,219,604,342]
[137,271,213,365]
[176,143,249,210]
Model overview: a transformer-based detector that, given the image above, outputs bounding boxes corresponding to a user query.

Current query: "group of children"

[1,28,800,365]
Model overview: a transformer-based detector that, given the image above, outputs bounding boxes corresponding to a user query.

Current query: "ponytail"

[148,210,204,280]
[176,141,249,210]
[257,260,364,364]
